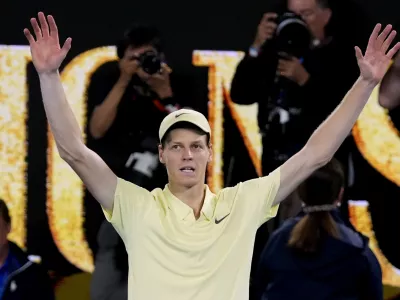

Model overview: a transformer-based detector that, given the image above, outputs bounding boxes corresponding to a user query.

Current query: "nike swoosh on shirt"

[215,213,230,224]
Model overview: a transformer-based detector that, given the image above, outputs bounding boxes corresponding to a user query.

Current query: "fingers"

[26,12,60,42]
[381,30,397,54]
[277,59,290,74]
[130,59,140,68]
[38,12,49,38]
[260,14,277,32]
[30,17,42,40]
[367,24,381,50]
[47,15,59,38]
[386,42,400,60]
[376,24,392,50]
[161,63,172,74]
[23,28,35,44]
[260,12,277,31]
[61,37,72,56]
[354,46,363,61]
[260,22,277,34]
[136,68,150,81]
[277,59,288,69]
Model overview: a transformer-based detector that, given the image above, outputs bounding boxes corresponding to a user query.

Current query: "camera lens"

[275,12,311,58]
[139,51,162,75]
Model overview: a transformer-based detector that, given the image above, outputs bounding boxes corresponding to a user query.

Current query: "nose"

[182,148,193,160]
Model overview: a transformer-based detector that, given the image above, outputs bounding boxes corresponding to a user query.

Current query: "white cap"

[159,109,211,141]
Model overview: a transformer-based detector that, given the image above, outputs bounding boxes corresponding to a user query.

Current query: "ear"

[158,144,165,164]
[322,7,332,25]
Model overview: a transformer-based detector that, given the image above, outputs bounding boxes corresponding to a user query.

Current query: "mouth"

[180,166,195,174]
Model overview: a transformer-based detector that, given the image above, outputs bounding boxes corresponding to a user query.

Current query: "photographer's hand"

[252,13,278,50]
[119,55,139,84]
[277,56,310,86]
[138,63,173,99]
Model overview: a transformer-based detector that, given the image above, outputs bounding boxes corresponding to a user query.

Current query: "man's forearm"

[89,78,128,138]
[306,76,376,164]
[39,72,85,160]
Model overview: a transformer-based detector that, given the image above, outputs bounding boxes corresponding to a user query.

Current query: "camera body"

[137,50,162,75]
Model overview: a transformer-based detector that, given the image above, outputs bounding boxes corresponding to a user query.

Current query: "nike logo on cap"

[215,213,230,224]
[175,112,189,118]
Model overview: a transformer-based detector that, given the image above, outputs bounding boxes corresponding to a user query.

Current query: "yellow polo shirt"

[102,168,280,300]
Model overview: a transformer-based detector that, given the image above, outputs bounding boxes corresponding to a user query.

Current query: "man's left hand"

[277,56,310,86]
[137,63,173,99]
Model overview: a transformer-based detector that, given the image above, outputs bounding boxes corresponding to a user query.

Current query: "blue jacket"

[252,209,382,300]
[1,242,54,300]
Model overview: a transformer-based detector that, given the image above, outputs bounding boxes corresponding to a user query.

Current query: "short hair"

[0,199,11,225]
[160,121,210,147]
[116,23,163,59]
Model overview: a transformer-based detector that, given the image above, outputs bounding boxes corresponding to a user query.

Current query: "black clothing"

[252,210,382,300]
[2,242,55,300]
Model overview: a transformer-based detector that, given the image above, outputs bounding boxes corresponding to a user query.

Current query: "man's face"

[158,128,212,188]
[288,0,332,41]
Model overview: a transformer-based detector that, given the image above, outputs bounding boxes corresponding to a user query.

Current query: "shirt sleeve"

[101,177,154,249]
[237,168,281,227]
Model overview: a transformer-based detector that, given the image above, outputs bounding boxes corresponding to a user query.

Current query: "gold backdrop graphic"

[1,45,400,288]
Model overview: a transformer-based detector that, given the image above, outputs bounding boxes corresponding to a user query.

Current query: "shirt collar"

[163,184,215,221]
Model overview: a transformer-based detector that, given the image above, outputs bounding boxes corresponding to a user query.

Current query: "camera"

[264,12,312,146]
[273,11,311,58]
[137,50,162,75]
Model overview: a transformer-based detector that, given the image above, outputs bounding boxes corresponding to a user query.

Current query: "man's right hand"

[252,13,278,50]
[119,54,139,83]
[24,12,72,75]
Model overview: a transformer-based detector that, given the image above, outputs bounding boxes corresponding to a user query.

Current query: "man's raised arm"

[273,24,400,205]
[24,12,116,211]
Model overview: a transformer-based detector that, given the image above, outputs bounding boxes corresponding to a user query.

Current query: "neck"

[169,181,206,219]
[0,243,9,267]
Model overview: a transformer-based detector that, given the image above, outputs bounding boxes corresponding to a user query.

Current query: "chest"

[130,204,256,277]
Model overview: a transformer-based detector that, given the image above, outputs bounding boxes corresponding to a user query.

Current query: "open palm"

[355,24,400,84]
[24,12,72,74]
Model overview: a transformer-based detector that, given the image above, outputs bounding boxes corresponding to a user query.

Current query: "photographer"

[230,0,373,284]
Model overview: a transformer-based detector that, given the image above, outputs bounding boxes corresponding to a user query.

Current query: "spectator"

[251,159,383,300]
[0,199,55,300]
